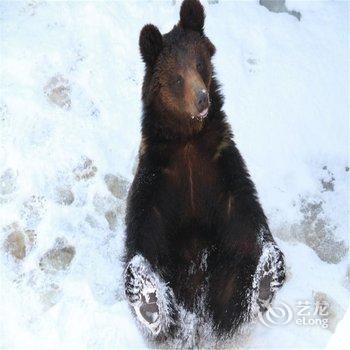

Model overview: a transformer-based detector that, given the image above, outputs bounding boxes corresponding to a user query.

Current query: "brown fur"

[163,139,220,218]
[227,194,235,217]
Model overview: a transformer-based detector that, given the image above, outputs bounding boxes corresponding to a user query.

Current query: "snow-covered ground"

[0,0,348,348]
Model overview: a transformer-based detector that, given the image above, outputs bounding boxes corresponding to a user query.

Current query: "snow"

[0,0,348,349]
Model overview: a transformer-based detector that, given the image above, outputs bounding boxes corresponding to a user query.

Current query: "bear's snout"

[196,88,209,118]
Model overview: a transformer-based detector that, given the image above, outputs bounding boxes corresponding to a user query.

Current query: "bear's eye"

[175,75,183,86]
[196,60,204,71]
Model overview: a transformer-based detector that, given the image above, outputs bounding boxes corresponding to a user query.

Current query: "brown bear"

[124,0,285,343]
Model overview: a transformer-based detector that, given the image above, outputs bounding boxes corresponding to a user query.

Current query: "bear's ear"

[139,24,163,66]
[179,0,205,34]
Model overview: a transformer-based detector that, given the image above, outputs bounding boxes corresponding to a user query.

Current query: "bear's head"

[140,0,216,139]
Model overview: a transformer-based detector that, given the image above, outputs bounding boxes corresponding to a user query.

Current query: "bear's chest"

[162,142,221,217]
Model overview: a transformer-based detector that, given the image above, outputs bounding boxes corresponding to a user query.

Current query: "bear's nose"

[196,89,209,112]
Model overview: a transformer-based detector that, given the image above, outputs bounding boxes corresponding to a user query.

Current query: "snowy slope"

[0,0,349,349]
